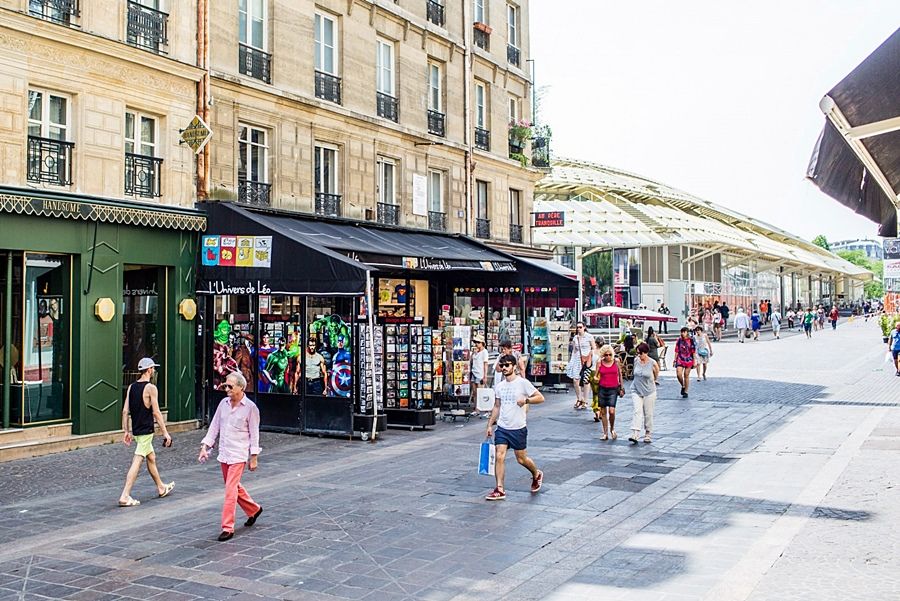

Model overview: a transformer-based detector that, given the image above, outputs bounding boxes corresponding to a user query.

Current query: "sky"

[529,0,900,244]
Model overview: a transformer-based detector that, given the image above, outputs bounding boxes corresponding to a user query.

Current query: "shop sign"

[202,235,272,268]
[123,282,158,297]
[199,280,272,295]
[412,174,428,216]
[479,261,516,272]
[533,211,565,227]
[418,257,452,270]
[883,258,900,279]
[180,115,213,154]
[884,238,900,259]
[28,197,93,219]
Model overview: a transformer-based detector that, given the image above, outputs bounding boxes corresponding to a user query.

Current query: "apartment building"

[206,0,542,248]
[0,0,204,437]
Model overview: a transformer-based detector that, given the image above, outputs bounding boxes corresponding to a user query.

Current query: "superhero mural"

[212,320,239,391]
[309,314,352,397]
[259,328,301,394]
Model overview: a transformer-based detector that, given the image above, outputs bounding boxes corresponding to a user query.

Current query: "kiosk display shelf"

[528,317,549,377]
[382,322,437,429]
[549,321,571,374]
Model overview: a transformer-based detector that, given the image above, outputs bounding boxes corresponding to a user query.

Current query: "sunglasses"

[223,384,236,390]
[500,364,515,369]
[602,353,613,357]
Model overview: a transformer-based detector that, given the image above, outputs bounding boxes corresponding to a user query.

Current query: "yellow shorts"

[134,434,155,457]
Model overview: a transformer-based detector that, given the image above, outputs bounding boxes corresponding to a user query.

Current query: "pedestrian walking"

[674,327,696,398]
[646,326,666,374]
[628,343,659,444]
[590,344,623,440]
[693,326,713,381]
[888,321,900,376]
[750,308,761,341]
[771,306,782,339]
[118,358,174,507]
[198,371,263,542]
[484,355,545,501]
[720,301,730,333]
[658,302,670,333]
[565,322,595,410]
[470,335,490,415]
[786,308,795,330]
[816,305,826,331]
[759,300,768,325]
[803,308,815,339]
[733,307,751,342]
[829,305,839,330]
[492,340,528,387]
[712,307,724,341]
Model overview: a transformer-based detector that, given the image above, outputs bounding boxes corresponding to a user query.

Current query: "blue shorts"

[494,426,527,451]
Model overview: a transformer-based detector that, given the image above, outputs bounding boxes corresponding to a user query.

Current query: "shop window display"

[122,265,164,406]
[259,295,303,394]
[307,298,353,398]
[0,253,24,424]
[486,287,523,353]
[211,294,255,392]
[452,288,486,342]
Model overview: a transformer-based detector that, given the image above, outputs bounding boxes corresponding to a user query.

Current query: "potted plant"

[880,313,892,343]
[508,119,532,152]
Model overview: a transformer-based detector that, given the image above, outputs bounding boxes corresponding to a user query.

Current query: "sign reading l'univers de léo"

[202,235,272,268]
[533,211,565,227]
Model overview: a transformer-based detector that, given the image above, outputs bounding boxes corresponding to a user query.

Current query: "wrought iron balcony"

[124,153,162,198]
[29,0,79,24]
[475,127,490,151]
[509,223,524,244]
[127,1,167,53]
[377,202,400,226]
[239,43,272,84]
[315,192,342,217]
[427,110,445,137]
[428,211,446,232]
[475,218,491,239]
[532,136,550,168]
[27,136,74,186]
[238,180,271,207]
[377,92,399,122]
[473,27,490,50]
[315,71,341,104]
[426,0,444,26]
[507,44,520,66]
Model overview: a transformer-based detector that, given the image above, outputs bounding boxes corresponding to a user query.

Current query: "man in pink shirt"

[198,371,263,541]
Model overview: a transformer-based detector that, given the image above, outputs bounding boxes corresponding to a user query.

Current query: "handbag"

[478,438,496,476]
[698,347,709,357]
[476,387,495,412]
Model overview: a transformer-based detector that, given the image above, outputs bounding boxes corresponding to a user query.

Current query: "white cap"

[137,357,160,371]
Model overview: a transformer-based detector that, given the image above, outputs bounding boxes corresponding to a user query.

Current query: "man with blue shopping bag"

[483,355,545,500]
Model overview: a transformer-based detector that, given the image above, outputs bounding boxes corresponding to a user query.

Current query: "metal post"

[574,245,583,320]
[3,253,12,429]
[778,266,785,312]
[366,272,378,442]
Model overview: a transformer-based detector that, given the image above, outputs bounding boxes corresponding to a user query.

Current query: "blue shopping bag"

[478,438,496,476]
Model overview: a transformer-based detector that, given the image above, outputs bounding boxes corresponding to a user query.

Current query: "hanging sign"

[202,235,272,268]
[533,211,565,227]
[180,115,213,154]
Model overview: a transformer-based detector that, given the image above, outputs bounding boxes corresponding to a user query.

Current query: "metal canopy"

[807,27,900,237]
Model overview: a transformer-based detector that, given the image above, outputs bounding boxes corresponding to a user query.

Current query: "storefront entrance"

[122,265,165,407]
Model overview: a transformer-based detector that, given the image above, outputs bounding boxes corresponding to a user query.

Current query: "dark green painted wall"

[2,214,198,434]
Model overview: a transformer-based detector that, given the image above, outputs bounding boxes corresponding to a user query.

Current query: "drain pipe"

[196,0,210,200]
[462,1,474,236]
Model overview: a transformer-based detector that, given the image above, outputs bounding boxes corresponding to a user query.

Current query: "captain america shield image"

[330,362,353,397]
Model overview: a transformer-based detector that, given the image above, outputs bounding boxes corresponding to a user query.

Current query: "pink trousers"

[220,462,260,533]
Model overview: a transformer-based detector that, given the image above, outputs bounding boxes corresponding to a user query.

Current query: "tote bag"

[478,438,496,476]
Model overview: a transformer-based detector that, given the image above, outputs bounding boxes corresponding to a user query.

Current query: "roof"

[534,159,872,280]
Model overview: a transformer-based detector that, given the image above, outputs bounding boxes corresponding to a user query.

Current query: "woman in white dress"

[565,322,596,410]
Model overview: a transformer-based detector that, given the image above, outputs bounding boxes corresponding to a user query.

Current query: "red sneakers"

[531,470,544,493]
[485,488,506,501]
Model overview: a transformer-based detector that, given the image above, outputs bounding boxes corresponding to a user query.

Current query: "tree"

[812,235,831,250]
[836,249,883,299]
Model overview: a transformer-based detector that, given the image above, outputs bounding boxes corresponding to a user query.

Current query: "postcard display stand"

[486,316,522,353]
[383,323,440,429]
[549,321,571,375]
[356,324,387,439]
[440,325,472,420]
[528,318,549,378]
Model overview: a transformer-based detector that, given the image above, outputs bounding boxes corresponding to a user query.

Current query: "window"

[238,125,267,183]
[125,111,157,157]
[124,111,162,198]
[314,13,337,75]
[428,63,442,112]
[476,180,489,219]
[27,90,73,186]
[507,3,518,47]
[28,90,68,141]
[127,0,168,53]
[509,189,521,224]
[377,157,396,206]
[475,82,487,128]
[428,170,443,212]
[315,144,341,216]
[508,96,519,124]
[474,0,486,23]
[239,0,265,49]
[29,0,78,25]
[376,39,394,95]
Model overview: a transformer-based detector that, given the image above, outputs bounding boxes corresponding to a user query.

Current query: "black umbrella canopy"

[807,27,900,237]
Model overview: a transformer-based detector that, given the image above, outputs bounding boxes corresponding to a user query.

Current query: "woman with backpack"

[590,344,624,440]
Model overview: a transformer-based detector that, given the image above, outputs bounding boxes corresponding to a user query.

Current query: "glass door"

[122,265,165,407]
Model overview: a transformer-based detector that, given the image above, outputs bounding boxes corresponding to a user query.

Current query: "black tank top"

[128,381,155,436]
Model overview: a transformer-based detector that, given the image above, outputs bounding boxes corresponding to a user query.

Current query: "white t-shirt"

[495,375,537,430]
[471,348,489,382]
[571,333,594,358]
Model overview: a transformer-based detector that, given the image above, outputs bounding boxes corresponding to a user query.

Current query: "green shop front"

[0,187,204,434]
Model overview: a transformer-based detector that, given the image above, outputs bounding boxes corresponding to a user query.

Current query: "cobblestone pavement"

[0,318,897,601]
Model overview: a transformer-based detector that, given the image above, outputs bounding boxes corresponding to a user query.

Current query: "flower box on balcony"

[473,21,492,34]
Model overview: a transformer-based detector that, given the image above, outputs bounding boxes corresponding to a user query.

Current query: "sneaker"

[681,391,688,398]
[531,470,544,493]
[485,488,506,501]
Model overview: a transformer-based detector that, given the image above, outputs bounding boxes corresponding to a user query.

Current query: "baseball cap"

[137,357,160,371]
[473,335,485,344]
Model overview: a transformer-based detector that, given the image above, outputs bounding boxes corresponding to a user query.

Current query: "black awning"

[252,209,516,272]
[198,202,369,295]
[807,27,900,237]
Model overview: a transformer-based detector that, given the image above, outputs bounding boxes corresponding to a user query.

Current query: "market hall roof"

[534,159,871,280]
[807,27,900,238]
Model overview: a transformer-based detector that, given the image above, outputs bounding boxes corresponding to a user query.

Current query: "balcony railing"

[238,180,271,207]
[475,127,490,151]
[475,218,491,239]
[124,153,162,198]
[473,27,490,50]
[30,0,79,24]
[509,223,524,244]
[315,71,341,104]
[377,202,400,226]
[315,192,342,217]
[426,0,444,26]
[27,136,74,186]
[532,136,550,168]
[127,1,167,53]
[507,44,520,66]
[239,43,272,84]
[428,210,447,232]
[377,92,399,122]
[427,110,445,137]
